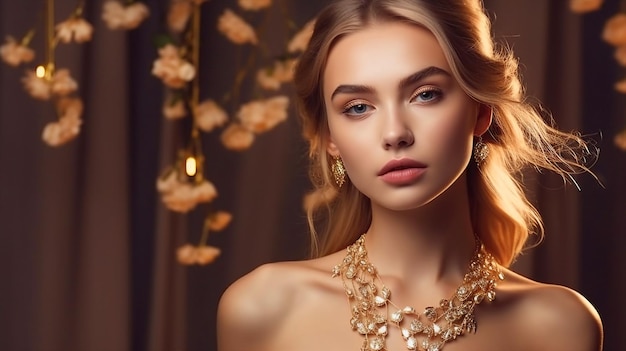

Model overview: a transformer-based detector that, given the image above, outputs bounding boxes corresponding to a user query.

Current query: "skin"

[217,22,603,351]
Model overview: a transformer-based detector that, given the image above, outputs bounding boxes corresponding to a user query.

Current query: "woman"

[217,0,604,350]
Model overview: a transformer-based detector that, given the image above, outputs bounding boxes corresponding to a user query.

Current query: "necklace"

[332,234,504,351]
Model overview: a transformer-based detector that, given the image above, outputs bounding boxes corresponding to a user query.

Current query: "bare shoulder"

[216,254,341,351]
[498,269,604,351]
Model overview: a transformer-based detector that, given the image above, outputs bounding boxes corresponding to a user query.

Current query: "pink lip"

[378,158,426,185]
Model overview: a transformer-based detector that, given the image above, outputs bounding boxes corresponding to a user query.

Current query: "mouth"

[377,158,426,176]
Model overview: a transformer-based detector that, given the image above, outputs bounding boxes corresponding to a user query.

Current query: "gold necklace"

[332,234,504,351]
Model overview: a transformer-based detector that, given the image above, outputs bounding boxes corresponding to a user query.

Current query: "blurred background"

[0,0,624,350]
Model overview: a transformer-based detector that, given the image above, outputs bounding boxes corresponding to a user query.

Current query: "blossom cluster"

[176,210,232,265]
[156,169,218,213]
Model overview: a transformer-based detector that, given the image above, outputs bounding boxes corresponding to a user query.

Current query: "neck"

[363,178,476,284]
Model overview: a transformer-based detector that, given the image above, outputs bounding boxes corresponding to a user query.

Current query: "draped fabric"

[0,1,623,350]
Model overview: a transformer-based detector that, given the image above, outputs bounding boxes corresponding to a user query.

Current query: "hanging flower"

[102,0,150,30]
[221,123,255,151]
[256,58,297,90]
[615,129,626,150]
[167,0,194,33]
[288,19,315,53]
[176,244,221,265]
[602,13,626,46]
[207,211,233,231]
[569,0,603,13]
[238,0,272,11]
[0,36,35,67]
[163,95,187,119]
[238,95,289,133]
[42,97,83,146]
[217,9,258,45]
[195,99,228,132]
[156,170,218,213]
[151,44,196,89]
[55,17,94,44]
[615,78,626,93]
[51,69,79,96]
[21,71,51,100]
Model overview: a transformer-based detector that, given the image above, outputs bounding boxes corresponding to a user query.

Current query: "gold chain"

[332,235,504,351]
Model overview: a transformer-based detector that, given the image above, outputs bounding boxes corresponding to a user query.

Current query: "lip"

[378,158,426,185]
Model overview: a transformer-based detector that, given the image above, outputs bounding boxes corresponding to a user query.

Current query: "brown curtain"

[0,1,623,351]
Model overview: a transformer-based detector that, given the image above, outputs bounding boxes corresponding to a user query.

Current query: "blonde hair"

[294,0,596,267]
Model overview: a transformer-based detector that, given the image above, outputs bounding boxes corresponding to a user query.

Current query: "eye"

[342,101,373,116]
[411,87,443,104]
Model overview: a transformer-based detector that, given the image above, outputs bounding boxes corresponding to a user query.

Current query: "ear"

[474,104,492,136]
[326,138,340,157]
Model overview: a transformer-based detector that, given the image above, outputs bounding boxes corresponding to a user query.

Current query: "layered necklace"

[332,234,504,351]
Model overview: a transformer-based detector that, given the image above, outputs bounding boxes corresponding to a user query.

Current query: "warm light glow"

[185,156,197,177]
[35,65,46,78]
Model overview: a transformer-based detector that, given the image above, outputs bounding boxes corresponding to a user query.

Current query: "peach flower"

[42,97,83,146]
[238,0,272,11]
[55,17,94,44]
[167,1,193,33]
[217,9,258,45]
[207,211,233,231]
[615,78,626,93]
[195,99,228,132]
[157,170,218,213]
[163,96,187,119]
[151,44,196,88]
[569,0,603,13]
[288,19,315,53]
[176,244,221,265]
[603,13,626,46]
[614,129,626,151]
[237,95,289,133]
[21,71,51,100]
[102,1,150,30]
[0,36,35,66]
[51,69,79,96]
[256,58,297,90]
[221,123,255,151]
[615,46,626,66]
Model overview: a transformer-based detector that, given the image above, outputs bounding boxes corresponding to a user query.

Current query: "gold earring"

[473,136,489,166]
[331,155,346,187]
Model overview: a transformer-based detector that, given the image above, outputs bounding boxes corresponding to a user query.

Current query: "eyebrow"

[330,66,451,101]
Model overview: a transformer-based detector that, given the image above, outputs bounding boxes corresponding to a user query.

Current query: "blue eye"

[343,103,372,116]
[412,88,442,103]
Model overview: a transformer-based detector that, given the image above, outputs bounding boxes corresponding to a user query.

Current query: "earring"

[331,155,346,187]
[473,136,489,166]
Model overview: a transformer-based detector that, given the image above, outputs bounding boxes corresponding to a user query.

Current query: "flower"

[207,211,233,231]
[569,0,603,13]
[238,0,272,11]
[55,17,94,44]
[603,13,626,46]
[217,9,258,45]
[615,129,626,150]
[167,1,193,33]
[21,71,51,100]
[163,95,187,119]
[102,1,150,30]
[157,170,218,213]
[176,244,221,265]
[195,99,228,132]
[151,44,196,89]
[51,69,79,96]
[42,97,83,146]
[288,19,315,53]
[256,58,297,90]
[237,95,289,133]
[221,123,255,151]
[615,78,626,93]
[0,36,35,67]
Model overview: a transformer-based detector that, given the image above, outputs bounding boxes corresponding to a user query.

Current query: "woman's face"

[323,21,489,211]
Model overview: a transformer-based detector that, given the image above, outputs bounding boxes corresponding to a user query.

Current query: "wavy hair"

[294,0,596,267]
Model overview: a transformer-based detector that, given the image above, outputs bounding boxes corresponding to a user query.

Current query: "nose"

[381,110,414,150]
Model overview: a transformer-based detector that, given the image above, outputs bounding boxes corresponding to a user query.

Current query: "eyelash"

[410,86,443,103]
[342,101,371,116]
